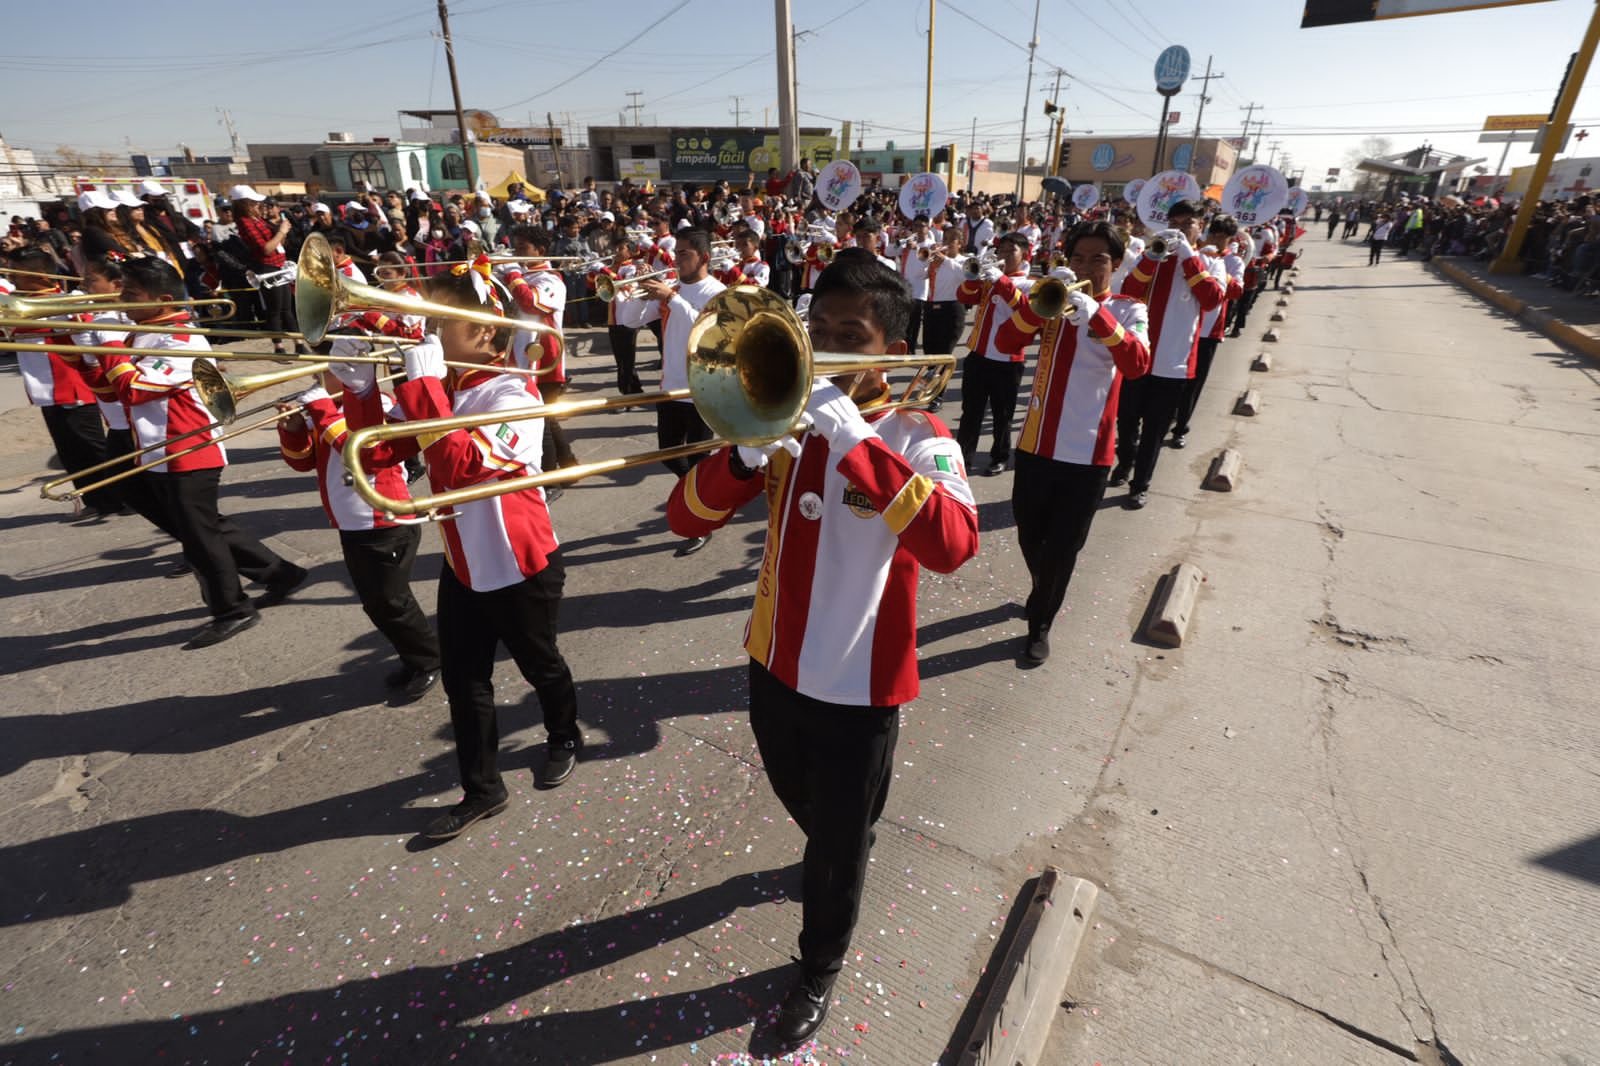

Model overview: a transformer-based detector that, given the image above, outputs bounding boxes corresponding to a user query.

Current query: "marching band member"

[91,257,308,648]
[894,214,933,353]
[851,217,897,272]
[954,232,1034,476]
[920,225,969,411]
[276,360,441,703]
[5,247,119,519]
[1112,200,1226,508]
[498,227,578,478]
[665,255,978,1051]
[591,241,645,396]
[617,228,726,556]
[1009,222,1150,663]
[729,228,770,288]
[1227,225,1274,338]
[392,260,584,840]
[1170,216,1244,449]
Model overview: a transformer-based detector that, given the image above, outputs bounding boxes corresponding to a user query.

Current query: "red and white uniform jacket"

[503,264,566,388]
[1200,251,1245,341]
[93,313,225,471]
[1118,247,1225,380]
[650,236,677,274]
[278,387,413,531]
[802,242,830,290]
[70,308,133,430]
[1015,295,1151,466]
[723,257,770,288]
[956,271,1035,362]
[344,285,425,342]
[591,262,639,327]
[617,276,726,393]
[11,288,96,408]
[394,368,556,591]
[667,406,979,706]
[896,239,932,301]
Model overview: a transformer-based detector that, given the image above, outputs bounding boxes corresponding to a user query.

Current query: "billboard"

[970,152,989,173]
[669,128,836,182]
[1483,113,1548,131]
[1303,0,1552,27]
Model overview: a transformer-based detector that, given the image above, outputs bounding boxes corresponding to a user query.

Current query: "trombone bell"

[192,358,331,424]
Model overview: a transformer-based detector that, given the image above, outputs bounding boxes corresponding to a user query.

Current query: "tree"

[51,144,122,173]
[1344,136,1392,197]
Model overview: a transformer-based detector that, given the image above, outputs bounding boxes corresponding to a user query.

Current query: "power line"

[491,0,694,113]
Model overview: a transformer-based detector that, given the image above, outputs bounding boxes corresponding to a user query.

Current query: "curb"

[1431,260,1600,365]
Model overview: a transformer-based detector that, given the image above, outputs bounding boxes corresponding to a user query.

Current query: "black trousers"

[1231,285,1262,334]
[258,282,296,337]
[905,299,925,354]
[747,660,898,980]
[41,403,117,513]
[437,557,580,802]
[1173,337,1221,437]
[103,428,181,539]
[1011,450,1110,637]
[1326,217,1339,240]
[657,400,712,478]
[148,468,291,620]
[1343,219,1359,238]
[340,525,440,673]
[921,300,961,356]
[541,382,577,469]
[1115,375,1187,493]
[608,325,643,394]
[1368,240,1384,265]
[956,354,1025,467]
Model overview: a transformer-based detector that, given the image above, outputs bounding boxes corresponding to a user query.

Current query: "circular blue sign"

[1154,45,1191,95]
[1171,143,1193,172]
[1091,144,1116,172]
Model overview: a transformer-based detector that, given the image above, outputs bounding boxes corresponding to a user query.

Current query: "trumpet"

[713,201,741,225]
[962,252,997,280]
[341,285,956,518]
[1146,237,1170,261]
[593,268,676,303]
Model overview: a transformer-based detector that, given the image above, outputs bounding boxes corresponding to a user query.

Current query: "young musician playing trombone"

[89,257,308,649]
[388,258,584,840]
[1008,222,1151,663]
[616,228,726,556]
[666,253,979,1050]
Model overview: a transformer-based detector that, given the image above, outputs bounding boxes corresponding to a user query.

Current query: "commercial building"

[1055,135,1240,203]
[585,126,836,184]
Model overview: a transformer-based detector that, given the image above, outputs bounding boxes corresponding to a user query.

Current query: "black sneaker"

[257,564,309,608]
[1170,433,1187,449]
[422,793,510,840]
[1023,631,1050,664]
[538,740,580,789]
[183,610,261,650]
[1126,490,1150,510]
[775,970,835,1050]
[399,668,440,704]
[1108,464,1131,487]
[675,533,712,557]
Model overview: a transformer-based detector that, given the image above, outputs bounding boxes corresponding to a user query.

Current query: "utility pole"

[1267,140,1282,168]
[775,0,799,170]
[1014,0,1041,199]
[730,96,744,126]
[1045,69,1065,178]
[969,115,978,193]
[1185,56,1222,174]
[1239,102,1260,150]
[625,91,645,127]
[437,0,476,190]
[545,110,565,190]
[217,108,247,161]
[1250,119,1269,165]
[923,0,936,173]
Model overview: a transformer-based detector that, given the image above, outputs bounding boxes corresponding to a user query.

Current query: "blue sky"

[0,0,1591,188]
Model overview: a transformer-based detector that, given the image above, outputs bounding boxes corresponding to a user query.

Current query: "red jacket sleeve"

[278,416,316,471]
[666,446,766,538]
[1120,253,1158,302]
[101,352,184,406]
[1180,253,1226,311]
[833,429,978,575]
[341,385,420,466]
[1088,305,1151,380]
[955,277,983,306]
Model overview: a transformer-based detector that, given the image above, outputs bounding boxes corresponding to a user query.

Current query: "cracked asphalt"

[2,240,1598,1065]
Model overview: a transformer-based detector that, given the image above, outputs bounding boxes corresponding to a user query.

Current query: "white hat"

[459,219,481,235]
[600,211,615,221]
[111,188,143,208]
[408,187,430,202]
[227,184,267,202]
[475,190,491,202]
[137,179,168,198]
[76,190,118,212]
[507,200,532,215]
[675,218,692,231]
[312,202,332,215]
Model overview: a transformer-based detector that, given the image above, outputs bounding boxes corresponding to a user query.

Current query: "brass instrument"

[0,318,300,342]
[0,292,237,319]
[962,251,997,280]
[341,285,956,518]
[294,233,564,362]
[593,268,676,303]
[1145,237,1170,260]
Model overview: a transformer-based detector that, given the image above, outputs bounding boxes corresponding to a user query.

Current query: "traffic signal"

[1057,141,1072,169]
[1043,100,1059,117]
[932,145,950,166]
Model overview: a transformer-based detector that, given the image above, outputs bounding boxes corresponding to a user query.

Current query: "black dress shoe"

[183,610,261,650]
[257,564,309,607]
[538,739,580,789]
[982,460,1008,477]
[775,971,834,1049]
[1108,464,1131,487]
[1023,631,1050,663]
[423,793,509,840]
[165,559,193,578]
[1170,433,1187,449]
[675,533,712,557]
[1126,490,1150,509]
[399,668,440,703]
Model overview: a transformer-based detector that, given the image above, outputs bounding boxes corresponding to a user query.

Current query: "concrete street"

[1,239,1597,1065]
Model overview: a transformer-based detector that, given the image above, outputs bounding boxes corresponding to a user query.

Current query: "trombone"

[0,291,238,319]
[342,285,956,518]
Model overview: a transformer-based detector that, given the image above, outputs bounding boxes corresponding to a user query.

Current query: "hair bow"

[452,254,503,315]
[104,250,125,263]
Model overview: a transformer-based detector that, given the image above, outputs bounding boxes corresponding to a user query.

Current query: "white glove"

[328,336,377,393]
[803,380,875,454]
[1049,265,1076,282]
[1065,288,1100,323]
[295,385,331,406]
[735,437,803,470]
[402,336,447,381]
[1154,228,1185,245]
[980,264,1003,284]
[492,261,524,283]
[1168,235,1197,259]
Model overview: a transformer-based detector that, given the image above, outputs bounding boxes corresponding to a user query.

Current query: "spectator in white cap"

[115,190,178,265]
[232,186,300,353]
[78,190,133,259]
[227,184,267,203]
[137,179,168,200]
[136,178,201,266]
